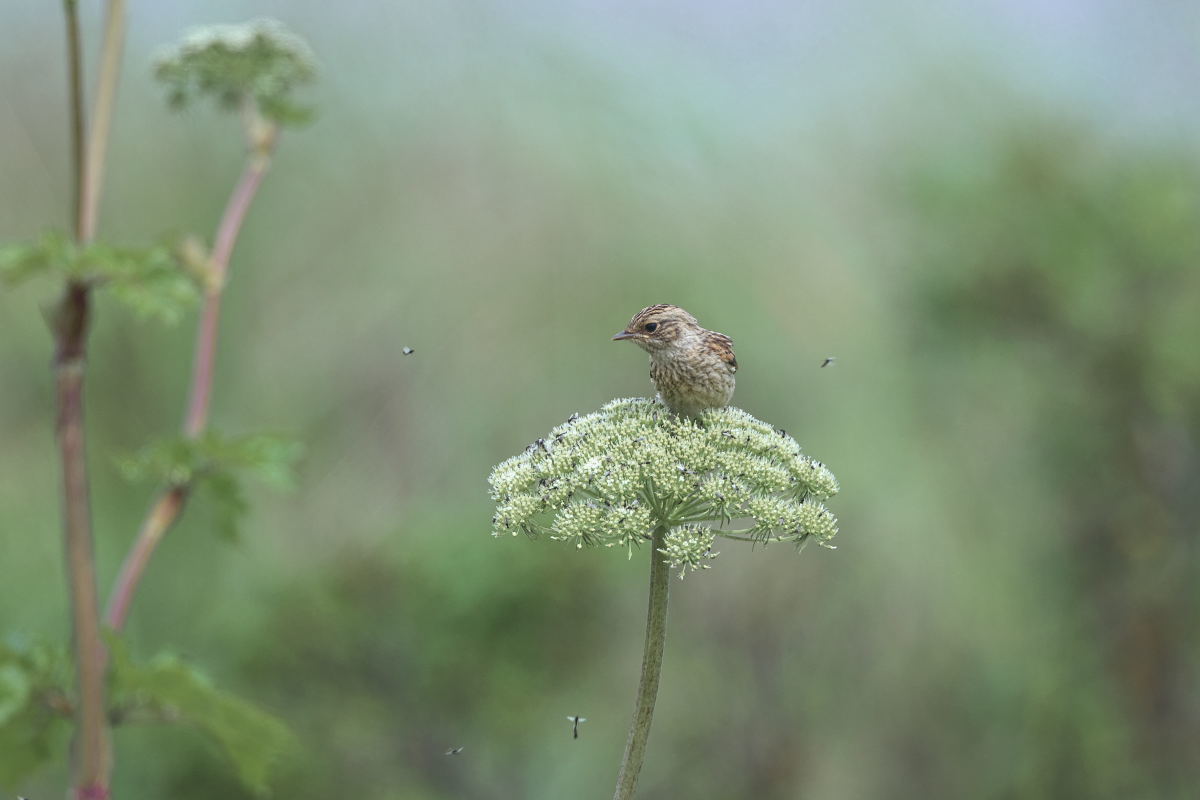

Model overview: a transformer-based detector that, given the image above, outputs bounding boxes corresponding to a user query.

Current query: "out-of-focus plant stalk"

[612,524,671,800]
[57,0,128,796]
[104,485,188,631]
[105,109,279,632]
[184,111,277,437]
[55,302,109,800]
[64,0,84,237]
[79,0,126,243]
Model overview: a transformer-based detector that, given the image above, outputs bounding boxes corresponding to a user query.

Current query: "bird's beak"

[612,331,637,341]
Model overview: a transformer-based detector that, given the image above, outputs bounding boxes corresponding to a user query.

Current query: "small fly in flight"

[566,715,588,739]
[820,356,836,368]
[445,746,464,756]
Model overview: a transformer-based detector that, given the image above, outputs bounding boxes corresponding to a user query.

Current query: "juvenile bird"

[612,304,737,417]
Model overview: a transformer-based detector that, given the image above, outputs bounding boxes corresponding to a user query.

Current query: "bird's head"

[612,304,700,353]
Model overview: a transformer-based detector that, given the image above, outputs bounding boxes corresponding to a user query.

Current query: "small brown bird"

[612,304,737,417]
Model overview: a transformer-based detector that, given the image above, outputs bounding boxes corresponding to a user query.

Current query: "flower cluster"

[153,18,316,124]
[489,398,840,577]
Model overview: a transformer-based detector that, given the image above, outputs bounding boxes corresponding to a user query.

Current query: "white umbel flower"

[489,398,840,576]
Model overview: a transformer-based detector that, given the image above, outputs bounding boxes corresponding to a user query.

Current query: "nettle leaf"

[109,640,293,795]
[203,469,250,542]
[0,230,73,285]
[0,639,73,786]
[98,244,199,324]
[0,231,200,323]
[117,431,303,540]
[154,18,317,125]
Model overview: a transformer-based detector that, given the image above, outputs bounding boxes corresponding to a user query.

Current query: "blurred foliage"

[154,18,316,126]
[0,231,197,323]
[3,3,1199,799]
[227,528,620,800]
[902,122,1200,798]
[118,432,302,542]
[1,13,314,798]
[108,638,294,795]
[0,635,292,795]
[0,638,72,787]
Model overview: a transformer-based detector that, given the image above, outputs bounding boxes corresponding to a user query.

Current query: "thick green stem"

[612,523,671,800]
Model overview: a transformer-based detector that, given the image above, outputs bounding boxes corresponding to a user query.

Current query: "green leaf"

[109,640,293,795]
[0,663,31,724]
[0,231,200,323]
[0,230,74,286]
[0,639,73,786]
[0,695,72,788]
[202,469,249,542]
[117,431,303,540]
[97,242,200,324]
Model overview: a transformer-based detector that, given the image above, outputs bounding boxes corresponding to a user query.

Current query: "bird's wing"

[705,332,738,373]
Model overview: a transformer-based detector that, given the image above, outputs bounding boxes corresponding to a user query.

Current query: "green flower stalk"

[488,397,840,797]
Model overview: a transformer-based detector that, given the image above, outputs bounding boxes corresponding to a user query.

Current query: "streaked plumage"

[612,304,737,417]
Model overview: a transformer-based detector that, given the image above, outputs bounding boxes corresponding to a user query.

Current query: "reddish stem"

[104,486,189,630]
[184,153,271,436]
[56,285,112,800]
[79,0,127,243]
[106,131,276,632]
[65,0,84,240]
[58,0,128,795]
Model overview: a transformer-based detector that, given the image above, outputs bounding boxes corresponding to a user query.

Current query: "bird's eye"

[643,322,658,332]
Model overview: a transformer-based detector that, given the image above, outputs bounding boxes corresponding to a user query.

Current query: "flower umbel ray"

[488,398,840,577]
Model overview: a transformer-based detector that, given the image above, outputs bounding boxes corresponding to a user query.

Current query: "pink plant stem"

[59,0,127,796]
[79,0,126,244]
[104,486,188,630]
[57,311,112,800]
[106,140,275,632]
[184,153,271,436]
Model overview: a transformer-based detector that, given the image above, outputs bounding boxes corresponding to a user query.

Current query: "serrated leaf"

[116,436,199,485]
[0,231,74,286]
[109,640,293,795]
[202,469,249,542]
[212,433,304,490]
[0,231,200,323]
[99,244,199,324]
[117,431,302,540]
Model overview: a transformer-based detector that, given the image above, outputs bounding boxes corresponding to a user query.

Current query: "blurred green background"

[2,2,1198,798]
